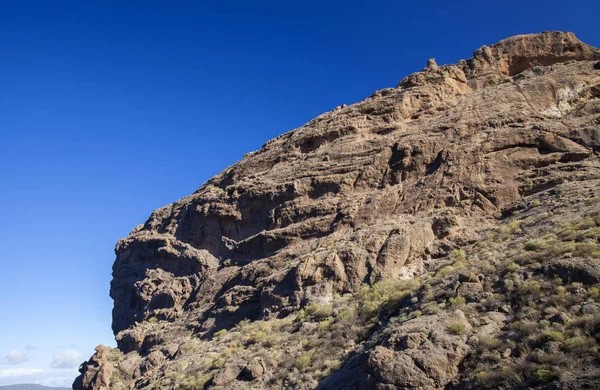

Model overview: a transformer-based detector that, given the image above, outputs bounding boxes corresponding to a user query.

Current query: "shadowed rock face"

[76,31,600,389]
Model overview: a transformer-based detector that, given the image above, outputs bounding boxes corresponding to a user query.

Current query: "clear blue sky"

[0,0,599,386]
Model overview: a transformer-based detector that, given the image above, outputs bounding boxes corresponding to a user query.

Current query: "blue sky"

[0,0,599,387]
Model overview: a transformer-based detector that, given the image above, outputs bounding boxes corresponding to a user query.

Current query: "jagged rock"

[111,233,219,333]
[75,31,600,390]
[364,311,472,389]
[73,346,115,390]
[425,58,438,70]
[431,212,459,238]
[212,363,245,386]
[500,304,512,314]
[395,332,428,349]
[581,302,598,315]
[117,354,143,379]
[545,257,600,285]
[457,281,483,299]
[115,327,145,353]
[299,321,319,333]
[241,357,267,380]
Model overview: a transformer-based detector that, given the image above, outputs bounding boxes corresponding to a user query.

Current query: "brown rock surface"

[75,31,600,389]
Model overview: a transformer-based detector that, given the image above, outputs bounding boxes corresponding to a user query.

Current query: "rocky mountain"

[75,31,600,389]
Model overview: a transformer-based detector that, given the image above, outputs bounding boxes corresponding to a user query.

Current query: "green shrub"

[509,220,522,234]
[422,301,440,315]
[336,309,354,322]
[512,320,539,336]
[304,303,333,320]
[482,263,497,275]
[505,261,521,274]
[518,280,541,296]
[452,249,467,262]
[476,336,501,352]
[589,287,600,300]
[534,368,556,383]
[435,265,455,278]
[447,322,467,335]
[318,317,335,331]
[246,330,268,345]
[213,329,227,338]
[545,331,564,342]
[562,336,596,352]
[449,296,466,309]
[212,357,226,369]
[408,310,422,319]
[295,349,315,370]
[524,239,547,251]
[296,308,307,321]
[358,279,419,319]
[574,219,597,230]
[180,341,197,354]
[180,373,213,390]
[545,240,576,257]
[473,370,488,383]
[490,365,524,387]
[574,241,600,258]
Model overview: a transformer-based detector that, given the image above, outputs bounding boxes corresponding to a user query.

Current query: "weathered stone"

[364,312,472,388]
[500,305,512,314]
[432,212,459,238]
[75,31,600,390]
[73,346,115,390]
[242,357,267,380]
[546,257,600,285]
[582,303,598,315]
[457,282,483,299]
[212,363,245,386]
[397,332,428,349]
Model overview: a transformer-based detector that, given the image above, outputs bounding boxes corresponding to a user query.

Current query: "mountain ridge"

[0,384,70,390]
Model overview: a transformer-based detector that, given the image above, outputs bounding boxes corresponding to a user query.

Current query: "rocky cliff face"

[75,31,600,389]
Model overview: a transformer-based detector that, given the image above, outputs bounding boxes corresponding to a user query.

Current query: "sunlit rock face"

[75,31,600,390]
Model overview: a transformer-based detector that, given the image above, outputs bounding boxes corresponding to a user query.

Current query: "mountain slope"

[75,31,600,389]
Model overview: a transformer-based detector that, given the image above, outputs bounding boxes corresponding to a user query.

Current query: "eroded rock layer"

[75,31,600,390]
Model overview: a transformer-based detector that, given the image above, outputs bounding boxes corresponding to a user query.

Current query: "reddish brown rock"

[75,31,600,390]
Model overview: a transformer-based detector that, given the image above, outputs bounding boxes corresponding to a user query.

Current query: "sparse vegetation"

[447,322,466,335]
[450,211,600,388]
[128,196,600,390]
[180,373,213,390]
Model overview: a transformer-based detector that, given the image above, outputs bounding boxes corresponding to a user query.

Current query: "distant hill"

[0,385,70,390]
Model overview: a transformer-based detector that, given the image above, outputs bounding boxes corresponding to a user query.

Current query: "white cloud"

[37,374,77,387]
[0,350,29,365]
[0,367,77,387]
[0,367,44,378]
[50,349,83,368]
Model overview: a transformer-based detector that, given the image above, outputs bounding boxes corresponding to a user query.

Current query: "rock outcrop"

[75,31,600,389]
